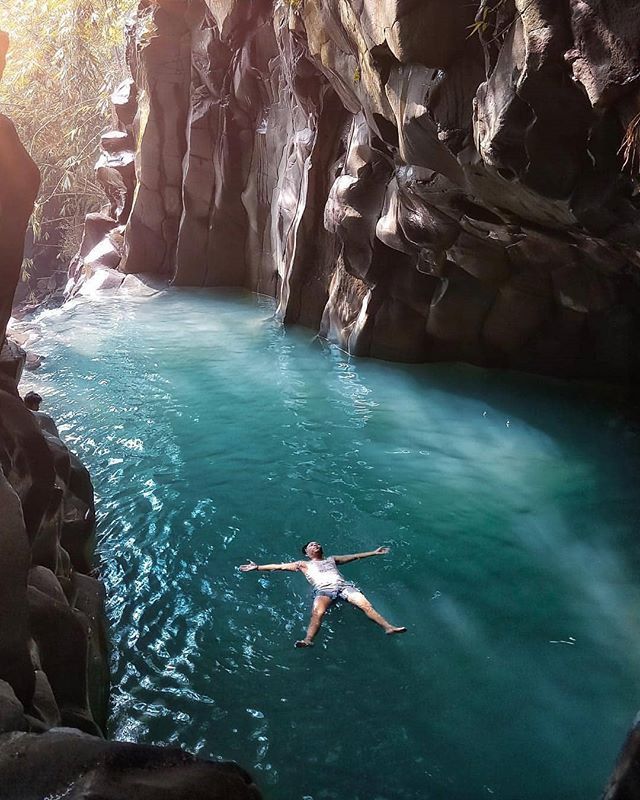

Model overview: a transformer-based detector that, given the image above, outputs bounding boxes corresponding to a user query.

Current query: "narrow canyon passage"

[16,291,640,800]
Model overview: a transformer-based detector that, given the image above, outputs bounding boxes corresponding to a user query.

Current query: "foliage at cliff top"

[0,0,136,273]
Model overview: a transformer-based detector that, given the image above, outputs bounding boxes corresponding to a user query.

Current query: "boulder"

[0,469,34,708]
[0,681,26,735]
[0,731,262,800]
[604,713,640,800]
[567,0,640,108]
[0,115,40,344]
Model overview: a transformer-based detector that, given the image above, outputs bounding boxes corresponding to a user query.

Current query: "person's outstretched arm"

[239,560,302,572]
[333,546,389,565]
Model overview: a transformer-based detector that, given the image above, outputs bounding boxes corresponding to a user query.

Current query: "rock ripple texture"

[73,0,640,382]
[0,360,108,734]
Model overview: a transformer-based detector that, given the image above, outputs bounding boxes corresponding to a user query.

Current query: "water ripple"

[16,292,640,800]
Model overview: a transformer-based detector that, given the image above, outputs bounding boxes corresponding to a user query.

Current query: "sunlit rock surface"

[0,31,40,346]
[81,0,640,382]
[66,79,139,298]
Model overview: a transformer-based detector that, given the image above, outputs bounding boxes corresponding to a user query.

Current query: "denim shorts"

[314,582,360,602]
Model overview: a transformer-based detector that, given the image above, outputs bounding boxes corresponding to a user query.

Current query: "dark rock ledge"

[0,30,260,800]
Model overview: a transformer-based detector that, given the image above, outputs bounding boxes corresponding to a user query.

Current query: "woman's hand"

[239,560,258,572]
[374,546,390,555]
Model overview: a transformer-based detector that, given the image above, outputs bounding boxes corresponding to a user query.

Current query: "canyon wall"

[0,31,40,347]
[75,0,640,383]
[4,6,639,794]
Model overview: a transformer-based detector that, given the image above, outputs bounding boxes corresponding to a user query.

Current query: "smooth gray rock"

[0,731,262,800]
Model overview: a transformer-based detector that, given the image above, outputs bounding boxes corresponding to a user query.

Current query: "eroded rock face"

[62,1,640,373]
[0,382,105,734]
[83,0,640,382]
[0,32,40,346]
[0,730,262,800]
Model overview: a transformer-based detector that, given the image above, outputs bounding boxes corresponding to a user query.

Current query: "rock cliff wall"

[0,31,40,348]
[74,0,640,383]
[0,369,107,735]
[2,34,106,743]
[5,8,640,794]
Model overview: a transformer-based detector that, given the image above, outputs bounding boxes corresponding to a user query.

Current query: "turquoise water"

[20,291,640,799]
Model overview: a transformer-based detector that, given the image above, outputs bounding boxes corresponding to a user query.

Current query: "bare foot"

[294,639,314,648]
[385,626,407,636]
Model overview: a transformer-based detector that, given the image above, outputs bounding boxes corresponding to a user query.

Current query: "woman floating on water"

[239,541,407,647]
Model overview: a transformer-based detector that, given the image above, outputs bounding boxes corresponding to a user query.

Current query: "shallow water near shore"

[20,290,640,799]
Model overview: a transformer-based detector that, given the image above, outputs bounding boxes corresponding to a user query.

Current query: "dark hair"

[301,541,312,555]
[23,391,43,408]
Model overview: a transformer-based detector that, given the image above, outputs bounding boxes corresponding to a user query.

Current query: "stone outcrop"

[0,345,107,735]
[0,31,40,345]
[0,358,262,796]
[0,730,261,800]
[66,79,139,298]
[68,0,640,383]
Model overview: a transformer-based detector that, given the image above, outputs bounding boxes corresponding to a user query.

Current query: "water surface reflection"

[18,291,640,800]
